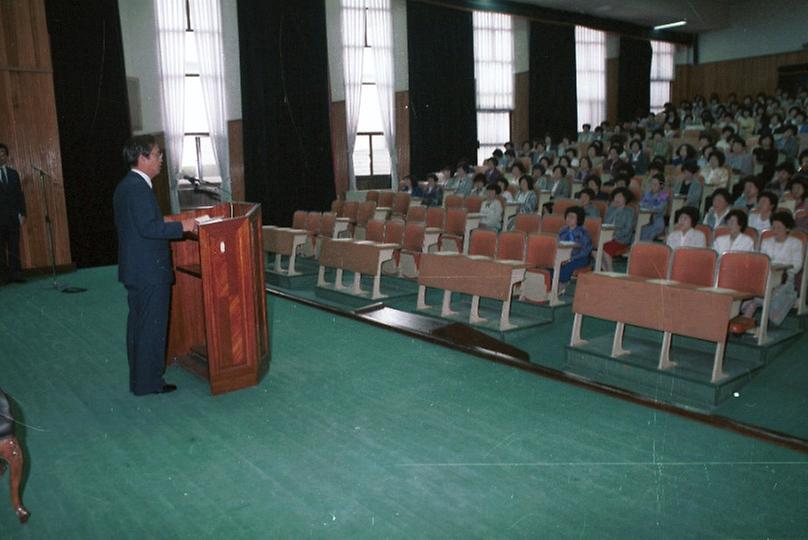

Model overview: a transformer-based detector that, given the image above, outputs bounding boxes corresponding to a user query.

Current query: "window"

[574,26,606,131]
[650,41,675,114]
[473,12,513,165]
[180,1,219,184]
[354,45,391,179]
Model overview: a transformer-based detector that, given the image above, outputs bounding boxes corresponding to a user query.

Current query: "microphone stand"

[33,165,86,293]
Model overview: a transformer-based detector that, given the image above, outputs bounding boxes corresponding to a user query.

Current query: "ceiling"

[512,0,743,33]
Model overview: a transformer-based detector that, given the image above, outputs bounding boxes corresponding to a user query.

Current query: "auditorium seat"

[513,214,540,234]
[464,195,484,213]
[695,224,713,246]
[302,211,322,257]
[520,233,557,304]
[381,219,406,274]
[541,214,564,235]
[398,222,427,278]
[496,231,526,262]
[378,191,394,208]
[669,247,717,287]
[366,190,379,204]
[551,198,577,217]
[292,210,307,230]
[426,207,445,229]
[391,192,410,218]
[365,219,385,243]
[627,242,672,280]
[342,201,359,225]
[717,251,771,343]
[353,200,377,240]
[439,208,468,253]
[592,200,608,219]
[468,229,497,259]
[444,194,463,209]
[406,206,427,223]
[331,199,344,216]
[316,212,338,257]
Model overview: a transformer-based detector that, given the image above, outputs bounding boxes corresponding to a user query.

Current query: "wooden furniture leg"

[0,436,30,523]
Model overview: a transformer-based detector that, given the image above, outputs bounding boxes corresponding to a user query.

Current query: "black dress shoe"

[155,384,177,394]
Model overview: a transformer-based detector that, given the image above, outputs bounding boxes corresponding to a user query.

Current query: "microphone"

[31,163,50,176]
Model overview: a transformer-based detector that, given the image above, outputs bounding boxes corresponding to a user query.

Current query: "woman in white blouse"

[713,209,755,253]
[741,211,805,324]
[479,183,504,231]
[704,150,729,188]
[747,191,778,232]
[667,206,707,249]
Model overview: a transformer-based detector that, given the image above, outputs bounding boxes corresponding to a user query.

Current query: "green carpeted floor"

[1,267,807,537]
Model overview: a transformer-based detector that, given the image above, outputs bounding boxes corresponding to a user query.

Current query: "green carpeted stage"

[1,266,807,536]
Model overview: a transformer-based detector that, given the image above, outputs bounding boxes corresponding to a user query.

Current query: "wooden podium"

[166,202,269,395]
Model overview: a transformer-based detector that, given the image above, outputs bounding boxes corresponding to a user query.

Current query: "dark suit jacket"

[113,170,184,286]
[0,166,26,229]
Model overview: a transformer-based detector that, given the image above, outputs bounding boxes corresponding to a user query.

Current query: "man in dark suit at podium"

[114,135,195,396]
[0,143,27,284]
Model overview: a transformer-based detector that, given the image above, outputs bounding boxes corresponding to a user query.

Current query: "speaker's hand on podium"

[180,218,197,233]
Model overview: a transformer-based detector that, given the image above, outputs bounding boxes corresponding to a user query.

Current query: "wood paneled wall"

[329,100,349,198]
[228,119,245,202]
[395,91,410,180]
[673,50,808,102]
[0,0,72,270]
[512,72,529,144]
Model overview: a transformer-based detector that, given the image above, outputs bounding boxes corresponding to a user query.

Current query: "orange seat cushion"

[729,316,756,335]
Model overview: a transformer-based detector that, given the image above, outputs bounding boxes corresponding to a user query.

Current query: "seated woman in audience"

[639,174,669,241]
[547,165,571,199]
[672,143,697,168]
[736,107,757,138]
[399,175,423,196]
[586,175,609,201]
[515,174,538,215]
[586,143,604,169]
[601,187,635,271]
[576,188,601,219]
[469,173,487,198]
[713,209,755,253]
[666,206,706,249]
[766,161,795,198]
[784,176,807,213]
[531,163,548,188]
[452,161,474,196]
[798,150,808,176]
[558,155,573,171]
[496,177,514,203]
[575,156,593,182]
[776,124,800,163]
[650,129,670,162]
[748,190,778,231]
[697,142,713,167]
[672,161,704,210]
[733,176,762,211]
[556,206,593,290]
[741,211,804,325]
[421,173,444,207]
[726,137,754,176]
[509,161,527,182]
[703,149,729,188]
[628,140,648,175]
[703,188,732,229]
[753,134,778,180]
[484,157,503,185]
[479,183,503,232]
[602,145,624,177]
[578,123,595,143]
[564,147,579,168]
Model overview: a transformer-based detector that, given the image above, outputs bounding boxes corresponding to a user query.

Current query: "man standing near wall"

[0,143,26,285]
[114,135,195,395]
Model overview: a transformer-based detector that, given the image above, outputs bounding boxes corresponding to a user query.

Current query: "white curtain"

[650,40,675,113]
[574,26,606,132]
[366,0,397,190]
[473,12,513,110]
[155,0,186,213]
[191,0,230,200]
[342,0,365,191]
[473,12,513,164]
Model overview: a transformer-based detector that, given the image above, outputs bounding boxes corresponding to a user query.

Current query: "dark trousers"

[125,282,171,395]
[0,224,21,279]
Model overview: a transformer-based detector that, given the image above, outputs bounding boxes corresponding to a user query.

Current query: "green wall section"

[0,267,807,536]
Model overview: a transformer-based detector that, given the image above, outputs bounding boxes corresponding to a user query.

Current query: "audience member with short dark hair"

[748,190,778,231]
[556,206,593,288]
[713,209,754,253]
[666,206,706,249]
[421,173,443,207]
[480,183,503,231]
[703,188,732,229]
[672,161,703,210]
[601,187,635,271]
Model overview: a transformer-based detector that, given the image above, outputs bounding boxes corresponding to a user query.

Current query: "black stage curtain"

[617,37,652,123]
[407,2,477,174]
[238,0,335,226]
[528,21,577,142]
[45,0,131,268]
